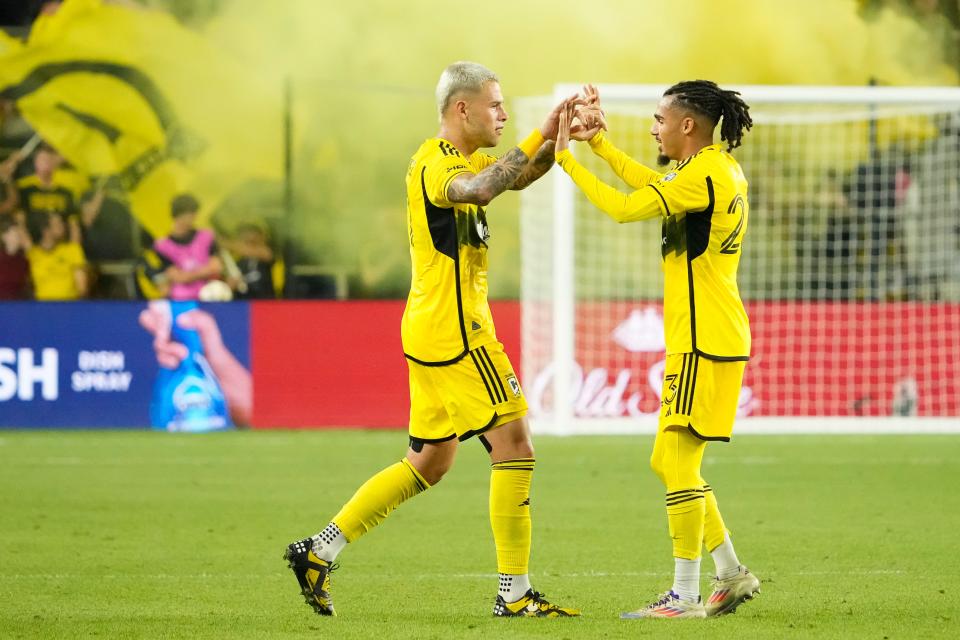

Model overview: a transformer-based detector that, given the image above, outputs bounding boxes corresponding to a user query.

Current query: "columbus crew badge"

[505,373,522,398]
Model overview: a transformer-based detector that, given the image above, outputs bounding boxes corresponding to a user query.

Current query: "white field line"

[10,455,952,467]
[0,569,907,580]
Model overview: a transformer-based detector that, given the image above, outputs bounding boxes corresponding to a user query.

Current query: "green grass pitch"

[1,430,957,639]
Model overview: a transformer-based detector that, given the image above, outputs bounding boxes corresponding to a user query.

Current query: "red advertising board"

[250,301,521,428]
[250,300,958,428]
[748,301,959,416]
[526,301,960,419]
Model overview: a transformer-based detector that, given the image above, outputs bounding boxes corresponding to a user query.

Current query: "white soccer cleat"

[705,565,760,616]
[620,590,706,619]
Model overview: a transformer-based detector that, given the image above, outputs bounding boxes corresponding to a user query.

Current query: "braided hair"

[663,80,753,152]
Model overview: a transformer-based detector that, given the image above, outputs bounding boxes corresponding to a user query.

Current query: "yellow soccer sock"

[666,488,706,560]
[703,483,728,552]
[660,428,708,560]
[489,458,534,575]
[331,458,430,542]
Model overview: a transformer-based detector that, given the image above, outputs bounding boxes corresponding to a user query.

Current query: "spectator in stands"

[844,148,911,300]
[24,210,88,300]
[0,153,18,216]
[80,179,141,299]
[80,179,138,261]
[152,193,223,300]
[135,244,168,300]
[223,221,276,299]
[821,167,858,299]
[0,142,83,244]
[0,214,31,299]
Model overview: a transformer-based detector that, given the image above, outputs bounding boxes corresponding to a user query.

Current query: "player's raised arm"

[574,85,661,189]
[510,93,592,191]
[446,141,535,205]
[509,142,556,191]
[448,95,581,203]
[555,103,664,223]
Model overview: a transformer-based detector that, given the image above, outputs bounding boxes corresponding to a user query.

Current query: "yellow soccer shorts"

[658,352,746,441]
[407,342,528,444]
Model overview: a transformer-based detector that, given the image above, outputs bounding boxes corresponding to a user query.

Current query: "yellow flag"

[0,0,282,238]
[0,28,22,57]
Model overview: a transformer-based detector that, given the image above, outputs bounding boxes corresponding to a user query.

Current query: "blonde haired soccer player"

[556,82,762,619]
[284,62,586,618]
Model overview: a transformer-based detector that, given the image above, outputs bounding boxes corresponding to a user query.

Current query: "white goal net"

[517,84,960,435]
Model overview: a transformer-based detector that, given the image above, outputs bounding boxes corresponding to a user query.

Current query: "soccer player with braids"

[556,81,761,619]
[283,62,584,619]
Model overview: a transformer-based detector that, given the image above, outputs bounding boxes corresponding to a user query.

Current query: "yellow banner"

[0,0,281,238]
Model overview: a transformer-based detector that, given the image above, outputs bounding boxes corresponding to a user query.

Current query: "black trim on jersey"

[476,349,504,403]
[438,140,460,157]
[478,434,493,453]
[421,167,458,259]
[687,176,714,260]
[420,166,470,357]
[676,354,688,415]
[686,256,697,353]
[685,353,700,416]
[677,353,696,416]
[685,176,716,353]
[695,349,751,362]
[675,354,688,416]
[408,433,458,451]
[470,350,498,404]
[649,184,670,215]
[405,351,468,367]
[458,412,499,442]
[480,346,509,401]
[687,423,731,442]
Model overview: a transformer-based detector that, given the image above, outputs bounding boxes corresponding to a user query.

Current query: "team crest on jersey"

[662,171,678,182]
[505,373,522,398]
[476,217,490,242]
[475,207,490,242]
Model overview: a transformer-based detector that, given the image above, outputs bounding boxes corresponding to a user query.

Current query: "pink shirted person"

[153,193,223,300]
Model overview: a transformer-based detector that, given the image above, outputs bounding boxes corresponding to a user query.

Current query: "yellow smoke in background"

[187,0,956,297]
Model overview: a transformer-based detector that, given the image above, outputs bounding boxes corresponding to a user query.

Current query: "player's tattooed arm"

[446,147,529,205]
[511,141,556,191]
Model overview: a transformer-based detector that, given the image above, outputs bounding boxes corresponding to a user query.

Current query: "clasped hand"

[556,84,606,153]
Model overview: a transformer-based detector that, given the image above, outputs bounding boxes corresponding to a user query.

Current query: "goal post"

[517,84,960,435]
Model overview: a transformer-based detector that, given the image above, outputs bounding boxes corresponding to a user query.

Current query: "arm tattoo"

[511,141,556,191]
[447,147,530,205]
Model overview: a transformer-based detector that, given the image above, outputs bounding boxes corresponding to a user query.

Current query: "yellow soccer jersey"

[557,140,750,360]
[402,138,500,364]
[28,241,87,300]
[16,174,77,220]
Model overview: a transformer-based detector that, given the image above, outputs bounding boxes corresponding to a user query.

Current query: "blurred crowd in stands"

[2,0,960,304]
[0,102,281,302]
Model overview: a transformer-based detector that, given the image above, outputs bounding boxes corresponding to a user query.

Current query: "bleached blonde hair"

[435,61,498,122]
